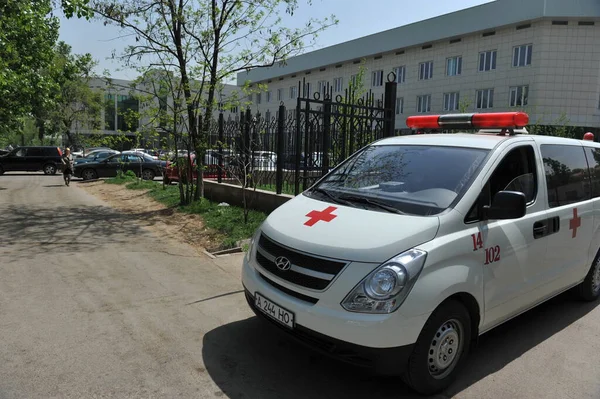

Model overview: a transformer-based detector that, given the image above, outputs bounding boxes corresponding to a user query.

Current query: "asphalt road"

[1,173,600,399]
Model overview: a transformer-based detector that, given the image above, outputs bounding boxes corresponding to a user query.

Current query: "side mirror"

[483,191,526,220]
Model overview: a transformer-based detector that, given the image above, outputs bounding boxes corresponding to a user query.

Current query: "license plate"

[255,292,294,329]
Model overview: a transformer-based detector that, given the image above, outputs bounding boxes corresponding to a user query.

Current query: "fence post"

[383,73,398,138]
[218,112,224,183]
[322,95,332,176]
[244,108,251,188]
[294,90,302,196]
[276,103,285,195]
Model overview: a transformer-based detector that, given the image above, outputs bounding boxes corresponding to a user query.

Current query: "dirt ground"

[78,180,227,254]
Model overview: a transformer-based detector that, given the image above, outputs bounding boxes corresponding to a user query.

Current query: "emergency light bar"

[406,112,529,131]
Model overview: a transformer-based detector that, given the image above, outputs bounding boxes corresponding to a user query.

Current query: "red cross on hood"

[260,194,440,263]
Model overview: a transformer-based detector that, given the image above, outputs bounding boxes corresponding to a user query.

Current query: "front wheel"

[43,163,57,175]
[576,250,600,301]
[163,176,171,185]
[141,169,155,181]
[82,168,97,181]
[0,165,4,175]
[403,300,472,396]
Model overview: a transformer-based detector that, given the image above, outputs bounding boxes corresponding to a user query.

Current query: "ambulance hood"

[260,194,440,264]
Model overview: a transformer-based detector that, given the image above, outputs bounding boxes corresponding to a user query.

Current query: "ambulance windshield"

[308,144,489,216]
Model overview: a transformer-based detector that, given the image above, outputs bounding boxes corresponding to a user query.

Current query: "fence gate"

[283,73,398,195]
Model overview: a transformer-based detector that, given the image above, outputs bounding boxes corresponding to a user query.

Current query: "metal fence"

[205,74,398,196]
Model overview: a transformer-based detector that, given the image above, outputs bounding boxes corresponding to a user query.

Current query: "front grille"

[256,233,347,290]
[258,272,319,304]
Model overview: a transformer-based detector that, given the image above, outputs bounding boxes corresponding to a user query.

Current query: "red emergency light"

[406,112,529,131]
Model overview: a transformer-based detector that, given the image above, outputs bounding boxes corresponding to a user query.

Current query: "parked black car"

[0,146,63,175]
[73,153,162,181]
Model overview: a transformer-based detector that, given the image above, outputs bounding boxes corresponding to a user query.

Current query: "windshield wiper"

[337,195,405,214]
[312,188,352,206]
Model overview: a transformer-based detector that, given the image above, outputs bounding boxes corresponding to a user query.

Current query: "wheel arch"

[440,292,481,346]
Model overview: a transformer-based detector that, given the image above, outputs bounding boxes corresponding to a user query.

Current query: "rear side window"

[584,147,600,198]
[541,144,591,208]
[42,148,58,156]
[27,148,43,156]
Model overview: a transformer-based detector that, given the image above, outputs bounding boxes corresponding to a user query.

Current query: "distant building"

[75,76,242,148]
[237,0,600,135]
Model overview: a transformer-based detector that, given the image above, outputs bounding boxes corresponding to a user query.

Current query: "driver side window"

[466,145,537,223]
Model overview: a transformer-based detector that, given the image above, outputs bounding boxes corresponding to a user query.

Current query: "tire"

[141,169,155,181]
[403,300,472,396]
[43,163,57,175]
[576,250,600,301]
[163,176,171,185]
[82,168,97,181]
[0,165,4,175]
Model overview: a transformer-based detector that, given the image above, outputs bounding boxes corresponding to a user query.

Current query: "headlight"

[245,227,261,262]
[341,249,427,314]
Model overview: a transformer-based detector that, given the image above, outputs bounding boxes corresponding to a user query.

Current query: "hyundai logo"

[275,256,292,271]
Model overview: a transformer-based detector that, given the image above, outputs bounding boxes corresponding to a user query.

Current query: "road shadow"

[43,185,66,188]
[0,204,175,261]
[202,291,599,399]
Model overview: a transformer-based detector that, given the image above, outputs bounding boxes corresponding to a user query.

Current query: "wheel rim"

[142,170,154,180]
[428,318,464,380]
[592,257,600,294]
[45,165,55,174]
[83,170,95,180]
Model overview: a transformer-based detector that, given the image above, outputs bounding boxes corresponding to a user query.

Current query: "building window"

[318,80,328,95]
[304,82,312,96]
[333,77,343,92]
[290,86,297,99]
[417,95,431,113]
[476,89,494,109]
[396,97,404,114]
[277,88,284,101]
[419,61,433,80]
[513,44,533,67]
[247,93,253,102]
[350,74,359,88]
[372,70,384,87]
[266,91,272,103]
[446,56,462,76]
[479,50,497,72]
[443,92,460,111]
[509,85,529,107]
[394,66,406,84]
[231,106,238,114]
[256,93,262,104]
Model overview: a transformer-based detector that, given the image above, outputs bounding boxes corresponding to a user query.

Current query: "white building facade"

[237,0,600,134]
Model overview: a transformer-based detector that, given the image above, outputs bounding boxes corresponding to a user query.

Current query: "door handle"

[533,221,548,239]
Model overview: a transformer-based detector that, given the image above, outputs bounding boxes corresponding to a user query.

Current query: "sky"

[57,0,495,81]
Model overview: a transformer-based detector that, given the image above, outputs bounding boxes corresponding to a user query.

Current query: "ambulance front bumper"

[242,256,430,375]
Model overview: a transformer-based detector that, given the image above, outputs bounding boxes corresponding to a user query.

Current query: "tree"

[31,42,103,147]
[90,0,336,201]
[0,0,60,133]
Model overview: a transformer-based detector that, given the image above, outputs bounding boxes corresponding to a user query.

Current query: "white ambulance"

[241,112,600,395]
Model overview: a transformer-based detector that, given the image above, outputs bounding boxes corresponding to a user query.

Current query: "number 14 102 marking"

[471,233,501,265]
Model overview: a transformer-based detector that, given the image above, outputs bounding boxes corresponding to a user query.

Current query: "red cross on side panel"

[569,208,581,238]
[304,206,338,227]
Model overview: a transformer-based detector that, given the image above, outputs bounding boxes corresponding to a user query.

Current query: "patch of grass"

[117,182,267,250]
[106,170,138,185]
[126,180,161,190]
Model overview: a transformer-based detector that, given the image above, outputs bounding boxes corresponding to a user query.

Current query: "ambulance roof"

[375,133,517,150]
[376,133,600,150]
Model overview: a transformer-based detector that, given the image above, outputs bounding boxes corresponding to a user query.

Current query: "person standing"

[61,147,74,186]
